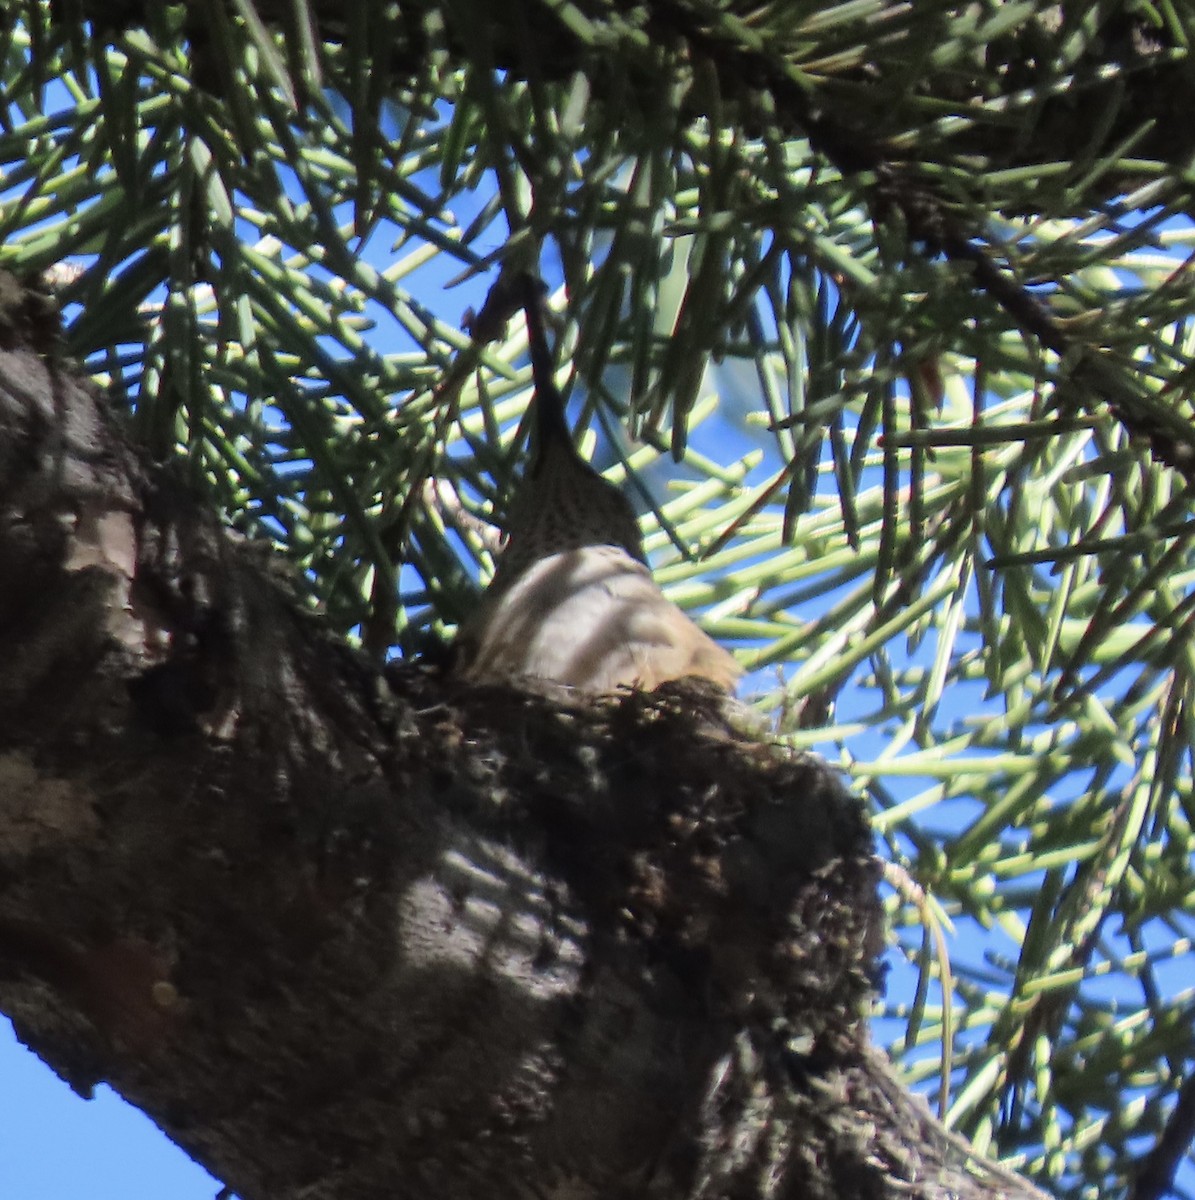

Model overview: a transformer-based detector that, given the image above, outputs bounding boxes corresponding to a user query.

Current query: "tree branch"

[67,1,1195,195]
[0,282,1055,1199]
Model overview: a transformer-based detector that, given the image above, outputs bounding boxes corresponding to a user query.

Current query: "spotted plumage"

[452,278,740,695]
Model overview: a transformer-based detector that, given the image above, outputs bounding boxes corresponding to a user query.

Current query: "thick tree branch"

[0,287,1049,1200]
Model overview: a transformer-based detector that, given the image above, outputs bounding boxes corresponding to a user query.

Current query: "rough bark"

[0,287,1049,1199]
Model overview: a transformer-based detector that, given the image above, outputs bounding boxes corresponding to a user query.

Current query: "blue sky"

[0,1025,222,1199]
[3,42,1194,1200]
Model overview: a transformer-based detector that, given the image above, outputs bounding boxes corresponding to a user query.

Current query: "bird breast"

[454,545,741,694]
